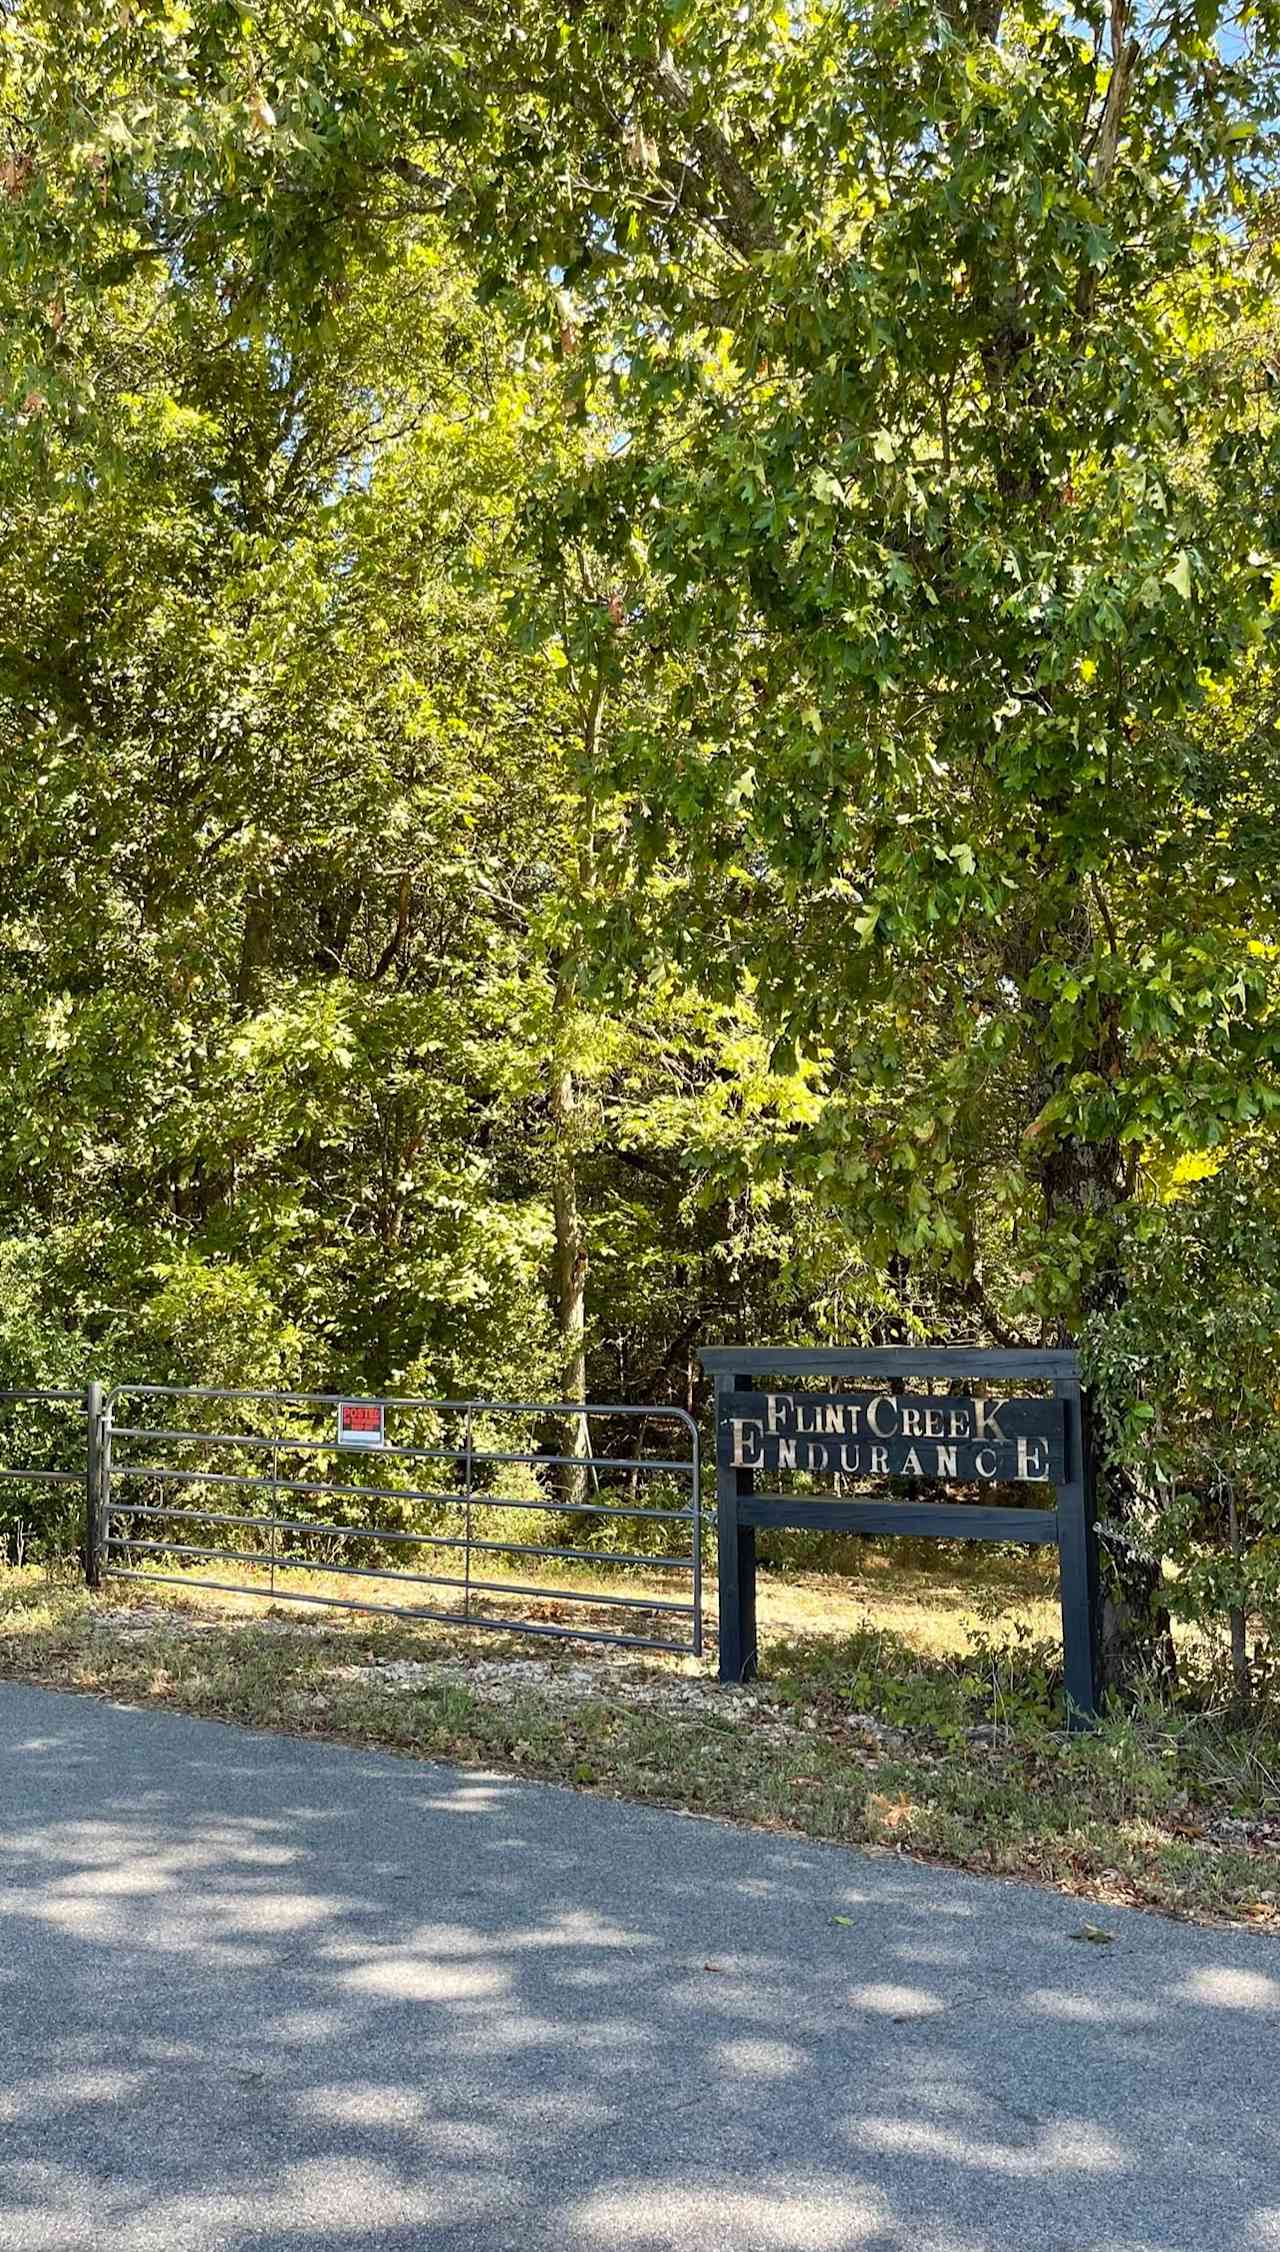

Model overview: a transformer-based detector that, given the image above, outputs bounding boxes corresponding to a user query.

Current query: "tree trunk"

[549,966,589,1509]
[544,653,606,1513]
[1226,1477,1250,1714]
[235,884,274,1012]
[1023,879,1174,1697]
[1039,1100,1175,1696]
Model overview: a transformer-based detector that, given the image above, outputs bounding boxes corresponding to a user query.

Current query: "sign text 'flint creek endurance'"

[721,1390,1067,1485]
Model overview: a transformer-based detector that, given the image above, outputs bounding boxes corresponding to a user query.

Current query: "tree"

[0,240,573,1401]
[0,197,867,1557]
[488,0,1280,1675]
[1087,1145,1280,1708]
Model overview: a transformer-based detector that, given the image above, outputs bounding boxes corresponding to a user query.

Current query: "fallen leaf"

[832,1915,854,1927]
[868,1791,916,1834]
[1069,1924,1116,1946]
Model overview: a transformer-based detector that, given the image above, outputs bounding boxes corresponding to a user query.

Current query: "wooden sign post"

[700,1347,1101,1725]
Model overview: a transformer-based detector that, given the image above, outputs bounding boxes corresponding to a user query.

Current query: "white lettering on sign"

[337,1401,386,1451]
[730,1418,763,1469]
[721,1390,1065,1485]
[1017,1436,1048,1481]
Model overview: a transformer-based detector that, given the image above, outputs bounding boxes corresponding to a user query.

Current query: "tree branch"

[648,50,777,257]
[1092,0,1142,192]
[1090,871,1119,957]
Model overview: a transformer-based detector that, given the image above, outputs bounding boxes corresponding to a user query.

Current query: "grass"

[1,1552,1277,1932]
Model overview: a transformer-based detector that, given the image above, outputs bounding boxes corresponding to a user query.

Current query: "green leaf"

[1165,552,1193,601]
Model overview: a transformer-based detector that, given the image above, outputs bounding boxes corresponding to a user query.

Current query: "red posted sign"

[337,1400,385,1450]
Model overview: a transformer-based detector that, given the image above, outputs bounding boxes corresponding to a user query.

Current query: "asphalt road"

[2,1682,1279,2252]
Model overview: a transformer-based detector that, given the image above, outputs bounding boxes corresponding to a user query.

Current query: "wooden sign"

[719,1388,1066,1485]
[702,1347,1099,1724]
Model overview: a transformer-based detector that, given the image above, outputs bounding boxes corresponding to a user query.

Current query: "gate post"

[1055,1374,1102,1726]
[714,1369,758,1683]
[84,1381,104,1589]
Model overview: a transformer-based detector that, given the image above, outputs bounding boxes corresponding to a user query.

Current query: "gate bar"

[102,1569,694,1653]
[109,1463,695,1522]
[105,1536,696,1615]
[107,1501,694,1572]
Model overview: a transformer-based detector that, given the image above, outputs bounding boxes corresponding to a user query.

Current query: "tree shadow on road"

[1,1685,1277,2252]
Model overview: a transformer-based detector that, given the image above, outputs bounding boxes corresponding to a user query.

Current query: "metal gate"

[88,1386,702,1656]
[0,1387,98,1566]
